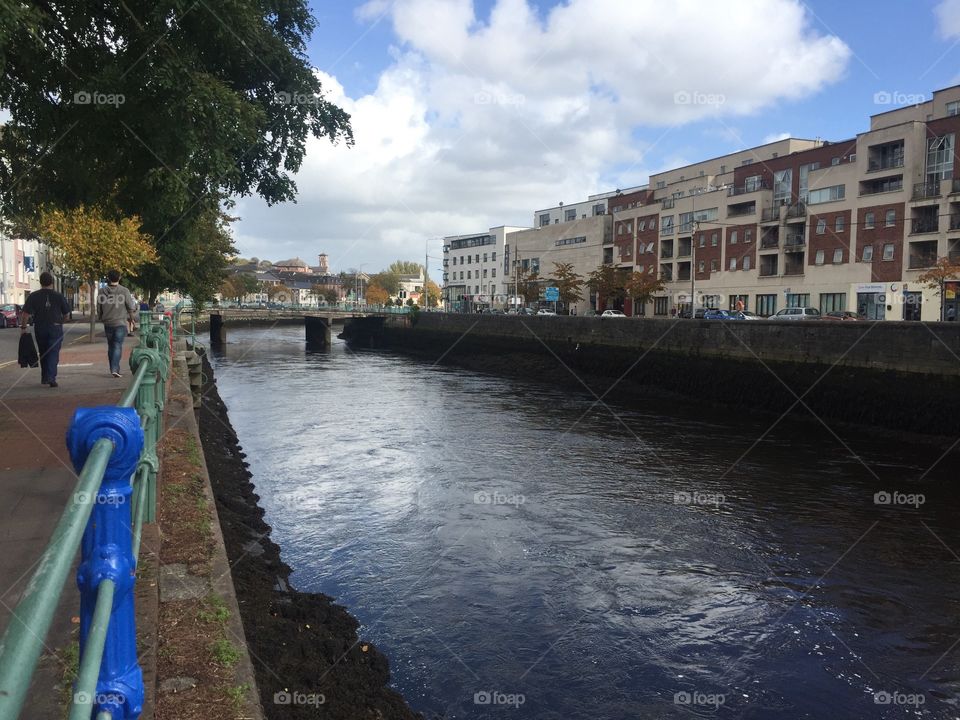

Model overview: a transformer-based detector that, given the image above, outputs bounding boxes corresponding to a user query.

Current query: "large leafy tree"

[0,1,353,301]
[624,271,665,315]
[550,262,584,312]
[918,256,960,321]
[586,264,627,309]
[36,205,157,339]
[368,271,400,295]
[388,260,424,276]
[365,284,389,306]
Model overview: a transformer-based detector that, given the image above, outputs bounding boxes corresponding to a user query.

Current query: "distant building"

[273,257,311,273]
[0,228,56,305]
[442,225,530,310]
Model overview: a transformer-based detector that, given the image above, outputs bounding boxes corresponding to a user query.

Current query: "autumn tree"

[365,284,389,307]
[425,280,441,308]
[918,257,960,321]
[625,272,665,315]
[550,262,584,313]
[586,264,627,310]
[368,271,400,295]
[35,205,157,339]
[517,269,541,304]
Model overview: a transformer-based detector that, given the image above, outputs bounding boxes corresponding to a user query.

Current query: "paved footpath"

[0,319,138,716]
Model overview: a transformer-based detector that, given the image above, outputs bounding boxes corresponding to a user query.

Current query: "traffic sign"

[545,286,559,301]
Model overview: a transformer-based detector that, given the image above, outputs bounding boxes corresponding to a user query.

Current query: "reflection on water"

[211,325,960,719]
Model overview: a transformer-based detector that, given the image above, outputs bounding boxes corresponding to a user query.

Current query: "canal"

[210,325,959,719]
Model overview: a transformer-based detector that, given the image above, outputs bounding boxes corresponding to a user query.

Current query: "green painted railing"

[0,311,172,720]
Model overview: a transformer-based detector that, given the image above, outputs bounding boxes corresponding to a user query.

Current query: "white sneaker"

[111,371,122,378]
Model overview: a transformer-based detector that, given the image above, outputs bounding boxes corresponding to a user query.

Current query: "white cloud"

[233,0,850,271]
[762,132,792,144]
[934,0,960,39]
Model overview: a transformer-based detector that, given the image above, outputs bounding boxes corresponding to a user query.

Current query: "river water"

[210,325,959,719]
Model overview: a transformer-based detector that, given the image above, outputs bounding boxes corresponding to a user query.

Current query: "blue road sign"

[545,287,559,301]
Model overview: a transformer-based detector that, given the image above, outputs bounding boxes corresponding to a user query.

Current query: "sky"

[231,0,960,278]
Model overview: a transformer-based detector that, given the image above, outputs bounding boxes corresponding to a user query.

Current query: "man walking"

[19,272,71,387]
[97,269,138,377]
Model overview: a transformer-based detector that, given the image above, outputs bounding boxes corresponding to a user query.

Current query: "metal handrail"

[0,312,172,720]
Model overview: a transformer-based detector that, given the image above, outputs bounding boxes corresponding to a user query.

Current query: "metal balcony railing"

[677,248,691,258]
[867,157,904,172]
[953,178,960,194]
[0,312,173,720]
[759,267,779,277]
[913,181,941,200]
[661,249,674,258]
[761,235,780,249]
[661,198,675,209]
[786,202,806,219]
[908,255,938,269]
[784,234,806,248]
[761,207,781,222]
[728,204,756,217]
[911,217,940,234]
[727,180,771,196]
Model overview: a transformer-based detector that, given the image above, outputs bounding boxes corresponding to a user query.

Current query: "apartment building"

[611,84,960,321]
[0,231,55,305]
[442,225,529,310]
[532,186,645,228]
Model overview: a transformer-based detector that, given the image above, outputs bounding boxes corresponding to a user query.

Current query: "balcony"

[676,269,691,282]
[908,255,938,269]
[783,267,805,276]
[953,178,960,194]
[661,198,675,209]
[867,157,904,172]
[761,206,781,223]
[910,217,940,234]
[786,202,806,220]
[759,268,779,277]
[660,267,673,282]
[678,222,695,235]
[660,249,674,259]
[913,181,941,200]
[784,234,806,248]
[860,177,903,196]
[761,234,780,249]
[728,180,771,196]
[727,203,756,218]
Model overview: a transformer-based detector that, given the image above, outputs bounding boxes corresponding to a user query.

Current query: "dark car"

[679,308,708,319]
[703,309,744,320]
[826,311,860,321]
[1,304,20,328]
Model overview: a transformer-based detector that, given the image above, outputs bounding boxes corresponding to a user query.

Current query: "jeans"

[105,324,127,373]
[35,324,64,383]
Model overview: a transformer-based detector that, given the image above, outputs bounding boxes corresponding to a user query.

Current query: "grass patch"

[211,637,240,667]
[225,684,250,710]
[197,594,230,625]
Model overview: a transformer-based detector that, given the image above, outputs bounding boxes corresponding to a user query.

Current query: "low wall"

[364,314,960,436]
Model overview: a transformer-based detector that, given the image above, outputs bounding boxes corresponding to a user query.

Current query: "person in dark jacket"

[19,272,71,387]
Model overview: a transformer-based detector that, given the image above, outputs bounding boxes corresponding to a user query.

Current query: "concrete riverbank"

[347,313,960,437]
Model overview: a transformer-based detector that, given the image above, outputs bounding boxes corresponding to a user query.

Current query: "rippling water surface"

[211,326,960,719]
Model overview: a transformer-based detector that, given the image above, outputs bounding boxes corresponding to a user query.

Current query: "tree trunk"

[88,281,96,342]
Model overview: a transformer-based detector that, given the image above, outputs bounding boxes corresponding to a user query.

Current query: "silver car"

[769,307,821,320]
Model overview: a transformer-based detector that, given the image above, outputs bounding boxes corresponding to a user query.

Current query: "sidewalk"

[0,321,139,717]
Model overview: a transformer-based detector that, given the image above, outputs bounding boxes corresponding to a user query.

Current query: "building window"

[864,211,875,229]
[710,259,718,272]
[698,260,706,273]
[731,230,738,244]
[654,297,668,315]
[774,168,792,204]
[820,293,847,313]
[835,216,845,233]
[729,258,737,270]
[492,252,496,261]
[948,100,960,116]
[711,233,718,246]
[719,165,726,174]
[849,153,856,162]
[883,243,895,261]
[831,157,840,166]
[492,269,496,277]
[475,254,480,263]
[650,218,656,230]
[786,293,810,308]
[815,250,825,265]
[593,203,606,216]
[565,209,576,222]
[639,220,646,231]
[833,249,843,264]
[862,245,874,262]
[452,256,457,265]
[756,294,777,317]
[483,269,488,278]
[926,134,955,181]
[539,213,550,227]
[648,265,654,274]
[885,209,896,226]
[816,219,826,234]
[467,270,471,279]
[483,253,488,262]
[745,229,753,243]
[698,233,705,247]
[743,255,752,271]
[656,180,666,189]
[807,184,845,204]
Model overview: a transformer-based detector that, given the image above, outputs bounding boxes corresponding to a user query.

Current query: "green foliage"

[586,264,627,303]
[388,260,424,276]
[550,262,584,310]
[0,0,353,301]
[211,637,240,667]
[369,270,400,295]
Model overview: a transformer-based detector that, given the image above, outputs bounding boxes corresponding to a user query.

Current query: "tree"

[369,271,400,295]
[425,280,441,308]
[0,0,353,301]
[586,264,627,310]
[550,262,584,312]
[35,205,157,339]
[322,288,339,304]
[624,272,665,315]
[221,273,260,304]
[918,257,960,320]
[365,284,389,307]
[388,261,424,276]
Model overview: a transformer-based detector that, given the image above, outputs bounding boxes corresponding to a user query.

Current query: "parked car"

[517,307,536,316]
[739,311,762,320]
[769,307,822,320]
[1,304,20,328]
[826,311,860,321]
[583,309,598,317]
[703,309,743,320]
[536,309,556,316]
[601,309,626,317]
[678,308,708,319]
[482,308,504,315]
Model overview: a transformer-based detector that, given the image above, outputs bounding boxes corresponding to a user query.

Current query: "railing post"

[129,339,162,524]
[66,406,145,720]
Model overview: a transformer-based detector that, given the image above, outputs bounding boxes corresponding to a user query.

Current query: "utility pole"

[691,220,698,319]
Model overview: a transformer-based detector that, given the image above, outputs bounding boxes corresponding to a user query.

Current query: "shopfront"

[856,283,887,321]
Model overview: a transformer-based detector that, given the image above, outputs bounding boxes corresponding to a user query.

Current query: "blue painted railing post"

[67,407,145,720]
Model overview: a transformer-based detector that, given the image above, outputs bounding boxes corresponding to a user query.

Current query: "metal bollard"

[66,406,145,720]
